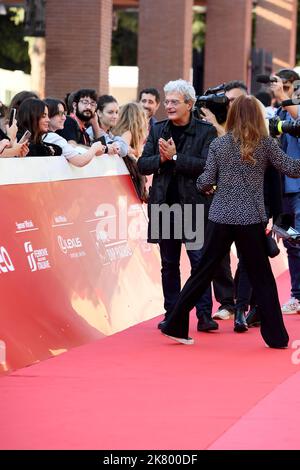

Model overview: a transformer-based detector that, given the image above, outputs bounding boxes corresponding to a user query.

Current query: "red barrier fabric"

[0,156,289,375]
[0,157,163,374]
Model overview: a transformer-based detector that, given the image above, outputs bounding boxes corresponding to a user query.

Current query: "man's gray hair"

[164,79,196,104]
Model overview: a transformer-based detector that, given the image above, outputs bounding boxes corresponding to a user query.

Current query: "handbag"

[123,155,149,203]
[265,229,280,258]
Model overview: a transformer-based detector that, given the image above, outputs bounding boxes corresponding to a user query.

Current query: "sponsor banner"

[0,155,128,186]
[0,159,288,374]
[0,159,163,374]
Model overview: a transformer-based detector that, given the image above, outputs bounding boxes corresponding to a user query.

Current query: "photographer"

[200,80,248,137]
[271,69,300,314]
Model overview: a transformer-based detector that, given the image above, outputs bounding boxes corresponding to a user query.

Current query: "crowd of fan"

[0,87,160,166]
[0,76,299,331]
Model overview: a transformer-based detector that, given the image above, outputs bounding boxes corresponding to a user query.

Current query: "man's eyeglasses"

[163,99,186,107]
[79,99,97,108]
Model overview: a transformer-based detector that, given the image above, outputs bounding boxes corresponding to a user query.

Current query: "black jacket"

[138,116,217,242]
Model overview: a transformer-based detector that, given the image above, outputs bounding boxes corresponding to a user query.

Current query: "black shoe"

[158,313,169,330]
[197,314,219,332]
[158,319,167,330]
[246,306,261,327]
[234,309,248,333]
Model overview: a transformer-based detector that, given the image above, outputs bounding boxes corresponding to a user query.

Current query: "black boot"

[234,309,248,333]
[246,305,261,327]
[157,313,168,330]
[197,313,219,332]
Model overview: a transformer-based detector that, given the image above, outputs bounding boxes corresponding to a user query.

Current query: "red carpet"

[0,270,300,450]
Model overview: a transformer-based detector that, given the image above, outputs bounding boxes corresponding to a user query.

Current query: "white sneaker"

[281,297,300,315]
[163,334,194,345]
[212,308,233,320]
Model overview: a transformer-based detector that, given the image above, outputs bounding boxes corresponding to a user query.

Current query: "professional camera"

[194,83,229,124]
[256,74,281,85]
[273,213,300,246]
[269,116,300,138]
[256,71,299,95]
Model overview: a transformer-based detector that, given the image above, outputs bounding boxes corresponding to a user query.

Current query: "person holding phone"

[16,98,61,156]
[0,107,29,158]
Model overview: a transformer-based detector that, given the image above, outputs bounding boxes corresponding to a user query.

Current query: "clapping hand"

[159,137,176,162]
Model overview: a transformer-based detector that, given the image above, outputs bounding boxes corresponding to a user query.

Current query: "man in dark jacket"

[138,79,219,331]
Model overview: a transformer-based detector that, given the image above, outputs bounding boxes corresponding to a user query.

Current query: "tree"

[0,8,30,73]
[111,10,138,66]
[192,12,206,52]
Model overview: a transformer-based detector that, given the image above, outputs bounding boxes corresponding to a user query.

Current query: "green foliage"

[111,9,206,65]
[192,12,205,51]
[111,10,138,66]
[0,8,30,73]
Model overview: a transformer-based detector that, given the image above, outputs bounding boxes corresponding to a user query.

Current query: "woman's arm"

[68,141,105,167]
[196,143,218,192]
[0,140,29,157]
[266,137,300,177]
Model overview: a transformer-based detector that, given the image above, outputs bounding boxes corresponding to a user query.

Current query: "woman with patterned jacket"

[161,95,300,349]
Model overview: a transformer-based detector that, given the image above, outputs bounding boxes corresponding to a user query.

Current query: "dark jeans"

[283,193,300,300]
[162,222,289,348]
[159,238,212,318]
[213,253,235,311]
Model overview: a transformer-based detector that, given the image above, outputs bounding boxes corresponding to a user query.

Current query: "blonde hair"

[225,95,268,163]
[113,102,148,156]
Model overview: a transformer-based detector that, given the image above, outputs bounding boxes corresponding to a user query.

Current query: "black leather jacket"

[138,115,217,242]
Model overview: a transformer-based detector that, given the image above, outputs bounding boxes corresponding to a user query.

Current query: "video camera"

[269,116,300,138]
[194,84,229,124]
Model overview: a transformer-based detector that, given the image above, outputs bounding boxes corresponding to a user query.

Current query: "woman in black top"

[17,98,62,157]
[161,95,300,348]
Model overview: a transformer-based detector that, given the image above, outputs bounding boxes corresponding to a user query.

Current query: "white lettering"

[0,247,15,273]
[57,236,82,254]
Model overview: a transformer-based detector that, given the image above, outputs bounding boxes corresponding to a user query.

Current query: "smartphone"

[99,135,109,153]
[18,130,31,144]
[99,136,107,146]
[9,108,16,127]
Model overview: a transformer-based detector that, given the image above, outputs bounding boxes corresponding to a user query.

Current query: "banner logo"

[57,236,85,258]
[0,246,15,274]
[24,241,51,272]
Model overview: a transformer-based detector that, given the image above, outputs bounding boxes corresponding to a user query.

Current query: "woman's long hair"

[225,95,268,164]
[113,102,148,156]
[7,90,39,118]
[17,98,47,144]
